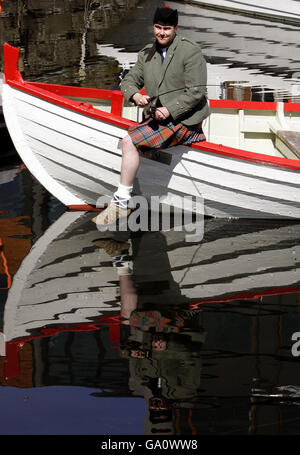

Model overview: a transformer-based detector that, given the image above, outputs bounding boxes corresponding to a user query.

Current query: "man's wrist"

[132,92,140,101]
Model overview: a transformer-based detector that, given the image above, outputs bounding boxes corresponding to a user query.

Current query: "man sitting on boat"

[96,4,210,225]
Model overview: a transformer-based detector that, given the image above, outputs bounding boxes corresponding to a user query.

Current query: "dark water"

[1,0,300,438]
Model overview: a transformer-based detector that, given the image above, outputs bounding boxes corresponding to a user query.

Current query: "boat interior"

[27,81,300,160]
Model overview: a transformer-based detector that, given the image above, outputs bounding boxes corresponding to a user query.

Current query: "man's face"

[153,24,178,47]
[152,338,167,351]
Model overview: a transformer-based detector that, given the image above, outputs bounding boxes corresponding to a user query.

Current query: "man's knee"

[121,135,138,157]
[122,135,133,150]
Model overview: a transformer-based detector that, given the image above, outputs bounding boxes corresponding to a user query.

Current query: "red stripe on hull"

[209,98,300,112]
[68,205,103,211]
[189,286,300,309]
[193,141,300,171]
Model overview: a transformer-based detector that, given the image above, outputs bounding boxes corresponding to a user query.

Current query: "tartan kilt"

[127,117,206,151]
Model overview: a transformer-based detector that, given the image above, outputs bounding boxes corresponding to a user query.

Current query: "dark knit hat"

[153,5,178,26]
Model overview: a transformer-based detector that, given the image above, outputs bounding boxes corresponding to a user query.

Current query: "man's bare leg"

[119,274,138,324]
[93,134,139,224]
[120,134,140,187]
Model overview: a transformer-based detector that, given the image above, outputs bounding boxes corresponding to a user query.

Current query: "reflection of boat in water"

[1,211,300,352]
[0,211,300,435]
[3,44,300,218]
[2,211,121,344]
[0,164,63,295]
[183,0,300,25]
[97,44,300,103]
[175,1,300,100]
[0,210,122,378]
[98,1,300,101]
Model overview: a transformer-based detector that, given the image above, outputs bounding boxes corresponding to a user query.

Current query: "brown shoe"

[92,203,131,226]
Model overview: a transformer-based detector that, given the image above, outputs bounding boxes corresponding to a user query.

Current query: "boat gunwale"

[5,78,135,130]
[3,42,300,172]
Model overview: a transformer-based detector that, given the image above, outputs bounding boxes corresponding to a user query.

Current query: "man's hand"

[155,107,170,122]
[132,92,150,107]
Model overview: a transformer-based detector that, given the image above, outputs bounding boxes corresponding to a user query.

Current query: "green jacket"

[120,34,210,126]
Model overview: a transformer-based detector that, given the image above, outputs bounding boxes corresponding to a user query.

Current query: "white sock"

[111,184,133,209]
[114,183,133,199]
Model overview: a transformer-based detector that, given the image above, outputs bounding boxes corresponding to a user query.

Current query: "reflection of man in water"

[120,313,205,435]
[93,231,206,434]
[94,230,190,316]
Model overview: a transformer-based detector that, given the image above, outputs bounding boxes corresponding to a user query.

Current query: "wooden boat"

[2,43,300,218]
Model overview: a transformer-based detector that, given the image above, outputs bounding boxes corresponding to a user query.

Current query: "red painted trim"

[68,205,103,211]
[111,91,124,116]
[192,141,300,171]
[284,103,300,112]
[209,99,277,111]
[3,43,23,84]
[29,83,125,117]
[28,81,117,100]
[189,285,300,309]
[3,43,300,172]
[209,99,300,112]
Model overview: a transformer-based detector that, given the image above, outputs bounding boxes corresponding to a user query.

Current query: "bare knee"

[122,135,136,155]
